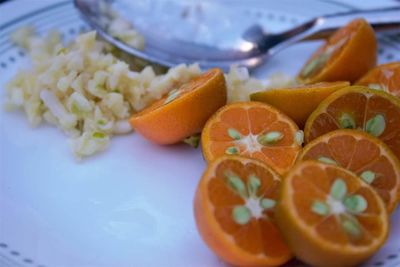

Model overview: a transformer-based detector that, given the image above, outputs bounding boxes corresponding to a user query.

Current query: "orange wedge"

[194,155,292,267]
[130,68,227,144]
[356,62,400,97]
[250,81,350,128]
[299,129,400,213]
[201,102,302,175]
[298,18,376,84]
[276,160,388,267]
[304,86,400,159]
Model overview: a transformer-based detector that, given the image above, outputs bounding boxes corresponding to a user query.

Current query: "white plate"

[0,1,399,267]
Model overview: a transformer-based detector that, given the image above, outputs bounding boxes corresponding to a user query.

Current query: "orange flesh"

[203,102,301,175]
[291,163,385,246]
[298,18,377,85]
[208,158,288,256]
[357,62,400,97]
[306,89,400,158]
[299,19,360,79]
[300,130,400,212]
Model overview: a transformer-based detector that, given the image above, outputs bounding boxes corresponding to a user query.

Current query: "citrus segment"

[250,81,350,127]
[299,129,400,213]
[194,155,291,267]
[356,62,400,97]
[304,86,400,159]
[276,161,388,267]
[130,68,227,144]
[202,102,302,175]
[298,18,377,84]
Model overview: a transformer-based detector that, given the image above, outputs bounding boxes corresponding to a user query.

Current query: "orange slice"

[201,102,302,175]
[276,160,388,267]
[304,86,400,159]
[194,155,292,267]
[298,18,377,84]
[299,129,400,213]
[250,81,350,128]
[356,62,400,97]
[130,68,227,144]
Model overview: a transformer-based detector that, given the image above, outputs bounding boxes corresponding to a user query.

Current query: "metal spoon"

[74,0,400,71]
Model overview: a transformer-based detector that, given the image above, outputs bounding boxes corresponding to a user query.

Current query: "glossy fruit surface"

[130,68,227,144]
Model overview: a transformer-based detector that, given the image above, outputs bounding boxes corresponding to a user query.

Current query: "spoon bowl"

[74,0,400,71]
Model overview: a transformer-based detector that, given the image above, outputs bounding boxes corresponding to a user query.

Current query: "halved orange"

[298,18,377,84]
[299,129,400,213]
[194,155,292,267]
[356,62,400,97]
[201,102,302,175]
[130,68,227,144]
[304,86,400,159]
[250,81,350,128]
[276,160,388,267]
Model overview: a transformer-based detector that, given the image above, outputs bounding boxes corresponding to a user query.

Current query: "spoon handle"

[309,7,400,39]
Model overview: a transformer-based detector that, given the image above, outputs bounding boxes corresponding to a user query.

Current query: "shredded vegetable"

[5,28,201,159]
